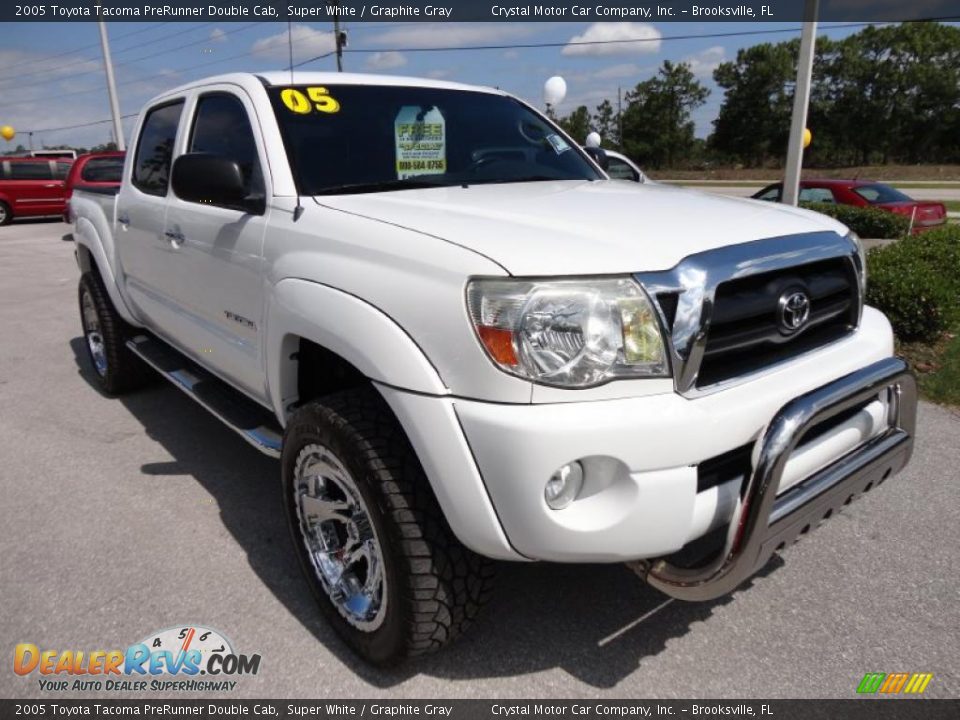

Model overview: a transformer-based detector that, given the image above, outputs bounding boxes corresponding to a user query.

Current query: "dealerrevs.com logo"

[14,625,261,693]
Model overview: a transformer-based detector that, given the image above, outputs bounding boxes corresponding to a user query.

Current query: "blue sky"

[0,20,940,149]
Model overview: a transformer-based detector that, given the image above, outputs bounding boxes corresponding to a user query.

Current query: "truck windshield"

[267,84,601,195]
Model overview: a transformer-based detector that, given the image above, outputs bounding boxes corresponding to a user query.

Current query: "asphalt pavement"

[1,220,958,699]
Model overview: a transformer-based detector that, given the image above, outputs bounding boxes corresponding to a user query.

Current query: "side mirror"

[172,153,261,213]
[583,146,609,171]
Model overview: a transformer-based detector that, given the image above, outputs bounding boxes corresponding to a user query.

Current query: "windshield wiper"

[466,175,566,186]
[314,178,449,196]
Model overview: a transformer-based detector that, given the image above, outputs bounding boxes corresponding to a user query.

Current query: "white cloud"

[366,51,407,71]
[562,23,661,57]
[427,69,454,79]
[683,46,725,78]
[502,49,520,60]
[209,28,227,44]
[252,24,335,62]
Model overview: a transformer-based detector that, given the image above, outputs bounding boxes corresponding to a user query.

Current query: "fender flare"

[265,278,448,422]
[73,214,141,326]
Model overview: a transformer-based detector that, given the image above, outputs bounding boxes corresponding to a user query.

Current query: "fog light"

[545,462,584,510]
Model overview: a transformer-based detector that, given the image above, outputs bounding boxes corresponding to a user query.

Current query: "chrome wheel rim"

[80,288,107,377]
[0,205,7,224]
[293,444,387,631]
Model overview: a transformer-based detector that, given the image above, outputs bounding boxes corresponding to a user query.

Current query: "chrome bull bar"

[641,356,917,602]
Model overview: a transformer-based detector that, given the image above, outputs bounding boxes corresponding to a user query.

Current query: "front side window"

[9,162,54,180]
[133,101,184,196]
[81,157,124,183]
[606,157,639,182]
[268,84,601,195]
[188,93,264,198]
[756,185,781,201]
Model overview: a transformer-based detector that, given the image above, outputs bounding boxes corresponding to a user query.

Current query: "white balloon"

[543,76,567,107]
[585,132,602,148]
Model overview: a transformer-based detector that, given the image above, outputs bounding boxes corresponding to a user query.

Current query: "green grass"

[900,327,960,407]
[920,331,960,406]
[943,200,960,213]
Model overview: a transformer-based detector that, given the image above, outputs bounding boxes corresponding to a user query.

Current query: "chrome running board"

[126,335,282,458]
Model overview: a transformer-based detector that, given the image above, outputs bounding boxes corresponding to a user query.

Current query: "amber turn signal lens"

[477,325,518,366]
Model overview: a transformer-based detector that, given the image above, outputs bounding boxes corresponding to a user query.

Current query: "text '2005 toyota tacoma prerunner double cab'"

[71,72,918,665]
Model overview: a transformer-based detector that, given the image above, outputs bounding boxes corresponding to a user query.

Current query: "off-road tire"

[78,270,152,395]
[282,387,495,665]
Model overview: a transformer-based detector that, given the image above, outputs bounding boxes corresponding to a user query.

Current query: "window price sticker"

[395,106,447,179]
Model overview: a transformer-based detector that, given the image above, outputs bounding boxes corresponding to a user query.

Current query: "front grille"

[696,258,858,388]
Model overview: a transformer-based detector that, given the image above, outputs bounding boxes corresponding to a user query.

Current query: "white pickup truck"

[72,72,917,665]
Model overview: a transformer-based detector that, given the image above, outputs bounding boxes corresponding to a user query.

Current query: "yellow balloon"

[0,125,14,142]
[802,128,812,148]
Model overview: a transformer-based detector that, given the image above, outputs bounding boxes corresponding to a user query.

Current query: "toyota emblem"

[778,290,811,334]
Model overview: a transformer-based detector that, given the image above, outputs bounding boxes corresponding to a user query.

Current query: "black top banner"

[4,0,960,23]
[0,700,958,720]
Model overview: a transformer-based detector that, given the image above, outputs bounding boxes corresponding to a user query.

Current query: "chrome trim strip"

[635,231,861,395]
[641,356,917,602]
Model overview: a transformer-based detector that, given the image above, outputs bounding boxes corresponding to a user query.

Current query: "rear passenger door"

[161,88,271,401]
[116,99,186,329]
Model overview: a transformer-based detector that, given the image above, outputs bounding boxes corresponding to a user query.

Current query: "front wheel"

[282,388,494,665]
[0,200,11,226]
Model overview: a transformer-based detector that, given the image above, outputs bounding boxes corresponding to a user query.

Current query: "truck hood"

[314,180,846,276]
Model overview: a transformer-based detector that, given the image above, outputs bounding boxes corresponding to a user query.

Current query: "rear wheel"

[0,201,11,226]
[78,271,151,395]
[282,388,495,665]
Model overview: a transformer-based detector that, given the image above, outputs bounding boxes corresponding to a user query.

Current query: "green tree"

[593,99,619,148]
[709,41,799,167]
[620,60,709,169]
[557,105,592,144]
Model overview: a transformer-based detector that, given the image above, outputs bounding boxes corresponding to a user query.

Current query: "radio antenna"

[288,20,304,221]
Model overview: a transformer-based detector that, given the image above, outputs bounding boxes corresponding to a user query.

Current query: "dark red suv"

[0,157,73,225]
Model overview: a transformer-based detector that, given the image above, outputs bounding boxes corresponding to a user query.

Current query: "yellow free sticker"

[280,87,340,114]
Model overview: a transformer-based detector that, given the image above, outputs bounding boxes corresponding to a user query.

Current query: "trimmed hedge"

[801,202,910,239]
[866,225,960,341]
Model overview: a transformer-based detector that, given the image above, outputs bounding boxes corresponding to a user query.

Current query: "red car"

[753,179,947,233]
[0,156,73,225]
[63,151,125,223]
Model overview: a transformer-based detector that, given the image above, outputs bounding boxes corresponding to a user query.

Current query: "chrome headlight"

[847,230,867,296]
[466,277,669,388]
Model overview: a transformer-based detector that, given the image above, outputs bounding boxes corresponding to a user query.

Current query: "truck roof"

[149,71,505,105]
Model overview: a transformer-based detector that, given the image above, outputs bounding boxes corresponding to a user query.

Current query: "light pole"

[98,20,125,151]
[782,0,819,206]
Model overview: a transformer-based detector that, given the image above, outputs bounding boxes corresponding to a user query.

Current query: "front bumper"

[639,355,916,601]
[379,308,916,575]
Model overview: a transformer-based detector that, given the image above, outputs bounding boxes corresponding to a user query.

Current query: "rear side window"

[81,157,125,183]
[55,161,72,179]
[799,187,836,203]
[8,162,54,180]
[133,101,184,196]
[188,93,264,197]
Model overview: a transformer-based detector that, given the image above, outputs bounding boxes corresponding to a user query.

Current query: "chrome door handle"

[164,229,185,244]
[118,213,130,226]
